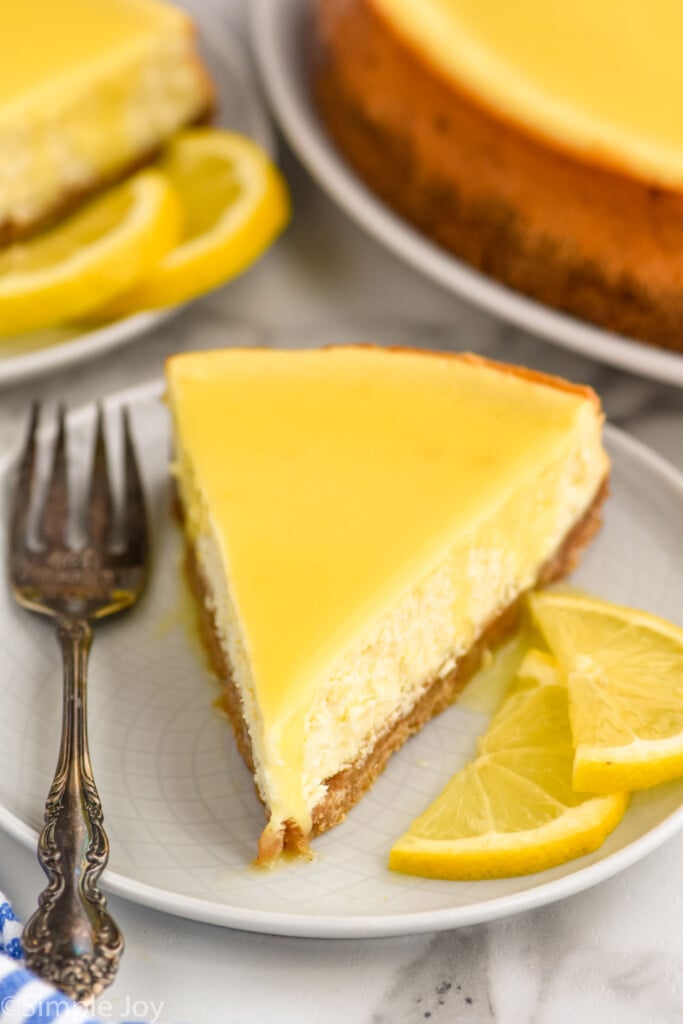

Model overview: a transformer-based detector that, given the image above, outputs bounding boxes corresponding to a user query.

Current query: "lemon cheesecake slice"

[166,346,609,864]
[314,0,683,351]
[0,0,212,242]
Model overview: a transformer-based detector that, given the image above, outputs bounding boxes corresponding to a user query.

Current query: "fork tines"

[10,403,148,564]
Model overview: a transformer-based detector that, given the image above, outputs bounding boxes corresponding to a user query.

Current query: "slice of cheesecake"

[165,346,609,864]
[0,0,213,242]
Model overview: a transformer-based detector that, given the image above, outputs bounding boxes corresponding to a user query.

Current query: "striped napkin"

[0,894,142,1024]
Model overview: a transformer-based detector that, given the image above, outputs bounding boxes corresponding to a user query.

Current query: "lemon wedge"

[530,591,683,792]
[106,129,290,313]
[389,650,628,880]
[0,170,180,337]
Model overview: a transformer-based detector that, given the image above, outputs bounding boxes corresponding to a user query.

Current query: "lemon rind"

[389,792,628,880]
[0,170,181,335]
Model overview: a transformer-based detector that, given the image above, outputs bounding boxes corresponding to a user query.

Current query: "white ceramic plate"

[0,1,273,388]
[249,0,683,388]
[0,381,682,938]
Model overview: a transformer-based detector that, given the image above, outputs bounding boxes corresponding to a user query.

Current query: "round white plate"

[0,2,273,388]
[250,0,683,388]
[0,381,682,938]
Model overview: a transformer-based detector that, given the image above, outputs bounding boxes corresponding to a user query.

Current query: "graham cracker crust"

[313,0,683,352]
[181,477,608,864]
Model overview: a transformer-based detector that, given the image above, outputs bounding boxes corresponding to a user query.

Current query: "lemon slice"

[107,129,290,313]
[0,170,180,336]
[389,650,627,880]
[530,591,683,792]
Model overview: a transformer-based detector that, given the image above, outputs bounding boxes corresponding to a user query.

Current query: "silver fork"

[8,404,149,1003]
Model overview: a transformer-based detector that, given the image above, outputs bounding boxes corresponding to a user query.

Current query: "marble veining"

[371,929,494,1021]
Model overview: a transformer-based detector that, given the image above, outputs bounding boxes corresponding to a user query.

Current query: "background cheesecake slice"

[0,0,213,242]
[165,346,609,864]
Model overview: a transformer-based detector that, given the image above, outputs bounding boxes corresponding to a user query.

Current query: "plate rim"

[1,380,682,937]
[1,793,683,938]
[0,9,274,389]
[248,0,683,388]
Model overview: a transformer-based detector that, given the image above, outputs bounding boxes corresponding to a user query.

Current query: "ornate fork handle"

[22,616,123,1004]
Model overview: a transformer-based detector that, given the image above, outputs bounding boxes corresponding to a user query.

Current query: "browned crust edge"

[312,0,683,352]
[182,477,609,864]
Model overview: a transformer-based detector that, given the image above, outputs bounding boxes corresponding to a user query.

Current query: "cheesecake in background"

[0,0,212,243]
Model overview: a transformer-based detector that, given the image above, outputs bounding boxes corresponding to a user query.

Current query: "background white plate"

[0,381,682,938]
[0,1,273,388]
[250,0,683,388]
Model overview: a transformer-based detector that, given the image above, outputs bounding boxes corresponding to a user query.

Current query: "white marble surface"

[2,2,683,1020]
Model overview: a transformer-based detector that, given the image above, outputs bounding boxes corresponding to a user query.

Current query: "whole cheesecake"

[314,0,683,352]
[166,346,608,864]
[0,0,213,242]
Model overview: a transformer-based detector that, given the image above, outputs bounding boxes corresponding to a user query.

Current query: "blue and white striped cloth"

[0,894,142,1024]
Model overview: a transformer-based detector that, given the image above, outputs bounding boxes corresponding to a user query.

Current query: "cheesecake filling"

[177,403,606,851]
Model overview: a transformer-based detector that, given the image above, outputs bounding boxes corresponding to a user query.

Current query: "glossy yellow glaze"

[373,0,683,188]
[0,0,187,106]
